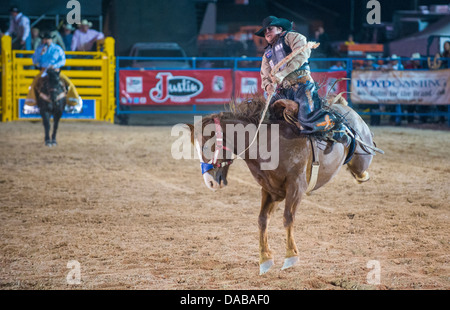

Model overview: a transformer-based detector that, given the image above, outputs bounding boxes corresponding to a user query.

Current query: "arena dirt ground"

[0,120,448,290]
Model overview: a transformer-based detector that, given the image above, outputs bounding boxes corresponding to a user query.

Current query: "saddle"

[271,98,357,164]
[271,99,303,130]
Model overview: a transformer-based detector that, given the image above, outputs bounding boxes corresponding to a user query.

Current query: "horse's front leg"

[281,184,302,271]
[41,111,51,146]
[51,112,61,146]
[258,189,278,275]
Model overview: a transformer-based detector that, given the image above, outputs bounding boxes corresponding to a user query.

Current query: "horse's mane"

[46,69,60,84]
[206,93,267,125]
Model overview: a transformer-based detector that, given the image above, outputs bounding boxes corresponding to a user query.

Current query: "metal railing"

[115,55,450,126]
[0,35,115,123]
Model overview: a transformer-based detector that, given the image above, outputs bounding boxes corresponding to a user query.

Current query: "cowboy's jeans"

[294,80,349,144]
[294,81,337,133]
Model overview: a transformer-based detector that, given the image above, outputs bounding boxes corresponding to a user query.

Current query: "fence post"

[1,35,13,122]
[346,57,352,107]
[102,37,116,123]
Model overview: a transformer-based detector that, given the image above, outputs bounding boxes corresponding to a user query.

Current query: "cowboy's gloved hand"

[270,73,283,85]
[265,83,275,95]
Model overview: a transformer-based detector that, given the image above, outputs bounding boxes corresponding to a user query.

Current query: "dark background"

[1,0,449,56]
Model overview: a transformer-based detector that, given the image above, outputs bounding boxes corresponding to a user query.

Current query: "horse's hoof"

[354,171,370,184]
[45,140,52,147]
[281,256,299,271]
[259,259,274,275]
[51,140,57,146]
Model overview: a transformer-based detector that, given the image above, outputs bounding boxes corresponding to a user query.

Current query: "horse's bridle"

[199,118,234,175]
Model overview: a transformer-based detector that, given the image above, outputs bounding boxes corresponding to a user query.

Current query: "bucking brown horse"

[186,95,380,275]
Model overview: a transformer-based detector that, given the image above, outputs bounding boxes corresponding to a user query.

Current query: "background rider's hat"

[63,24,74,31]
[40,32,54,40]
[80,19,93,27]
[255,16,292,37]
[9,6,20,13]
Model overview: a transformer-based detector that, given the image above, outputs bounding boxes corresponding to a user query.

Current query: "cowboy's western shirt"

[71,29,105,51]
[4,12,30,42]
[32,43,66,69]
[260,31,311,92]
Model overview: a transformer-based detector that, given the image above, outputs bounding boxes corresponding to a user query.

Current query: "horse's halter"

[199,118,234,175]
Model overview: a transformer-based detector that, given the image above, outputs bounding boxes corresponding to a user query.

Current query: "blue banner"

[18,99,96,119]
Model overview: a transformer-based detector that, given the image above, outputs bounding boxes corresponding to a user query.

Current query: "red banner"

[119,69,348,105]
[119,69,233,105]
[234,70,348,99]
[234,70,263,99]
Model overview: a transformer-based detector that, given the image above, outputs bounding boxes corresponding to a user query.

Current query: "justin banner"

[119,69,233,105]
[234,70,348,100]
[351,69,450,105]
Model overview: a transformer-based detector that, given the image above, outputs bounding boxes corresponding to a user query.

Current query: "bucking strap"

[306,137,320,195]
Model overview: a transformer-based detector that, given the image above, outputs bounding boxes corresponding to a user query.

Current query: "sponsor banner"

[234,70,348,99]
[234,71,262,98]
[119,69,233,105]
[312,71,348,98]
[351,69,450,105]
[18,99,96,119]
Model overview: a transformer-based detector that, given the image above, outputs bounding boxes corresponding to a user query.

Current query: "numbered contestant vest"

[264,31,310,73]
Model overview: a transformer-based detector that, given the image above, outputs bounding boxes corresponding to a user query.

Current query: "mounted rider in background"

[256,16,351,145]
[25,32,82,113]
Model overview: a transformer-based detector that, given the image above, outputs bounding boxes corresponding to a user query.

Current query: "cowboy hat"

[63,24,74,31]
[9,6,20,13]
[411,52,421,59]
[80,19,93,27]
[255,16,292,37]
[40,32,54,39]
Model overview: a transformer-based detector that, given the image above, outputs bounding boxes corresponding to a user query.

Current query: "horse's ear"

[184,123,195,145]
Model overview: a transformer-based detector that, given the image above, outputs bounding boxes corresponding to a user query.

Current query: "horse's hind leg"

[347,152,373,183]
[281,184,301,271]
[258,189,278,275]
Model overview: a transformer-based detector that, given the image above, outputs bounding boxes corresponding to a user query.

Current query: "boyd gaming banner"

[119,69,233,105]
[351,69,450,105]
[234,70,348,99]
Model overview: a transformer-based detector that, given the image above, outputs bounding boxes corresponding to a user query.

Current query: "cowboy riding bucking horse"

[256,16,351,145]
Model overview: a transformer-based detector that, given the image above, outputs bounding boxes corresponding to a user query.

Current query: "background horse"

[186,95,378,275]
[36,68,67,146]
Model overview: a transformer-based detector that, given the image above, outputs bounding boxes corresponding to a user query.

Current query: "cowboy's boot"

[330,123,351,146]
[311,113,351,146]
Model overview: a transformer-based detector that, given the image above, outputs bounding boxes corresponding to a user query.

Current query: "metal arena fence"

[116,55,450,126]
[1,36,449,126]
